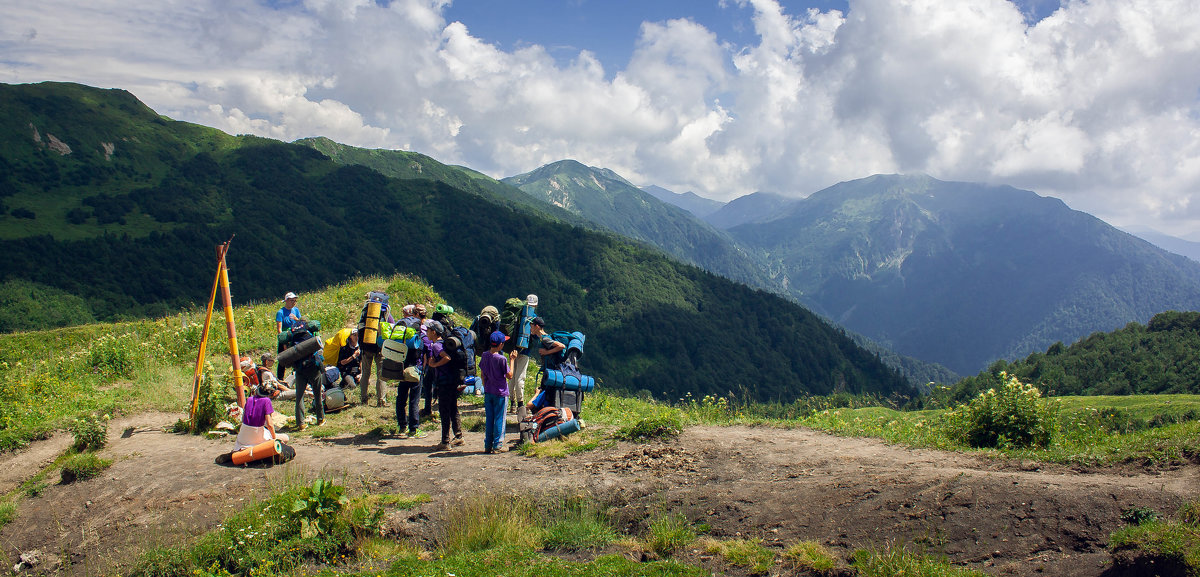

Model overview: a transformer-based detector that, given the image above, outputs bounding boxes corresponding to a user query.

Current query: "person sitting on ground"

[337,329,362,386]
[234,381,290,452]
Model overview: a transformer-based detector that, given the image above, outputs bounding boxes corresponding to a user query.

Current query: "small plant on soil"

[944,372,1058,449]
[71,412,109,451]
[701,537,775,574]
[291,478,349,538]
[60,452,112,483]
[1121,506,1161,526]
[646,512,696,557]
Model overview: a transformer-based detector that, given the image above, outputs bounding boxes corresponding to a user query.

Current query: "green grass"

[701,537,775,574]
[1109,500,1200,575]
[852,543,990,577]
[645,512,697,558]
[785,540,839,572]
[0,500,17,530]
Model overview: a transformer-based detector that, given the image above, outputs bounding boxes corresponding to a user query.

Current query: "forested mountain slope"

[726,174,1200,375]
[0,81,913,402]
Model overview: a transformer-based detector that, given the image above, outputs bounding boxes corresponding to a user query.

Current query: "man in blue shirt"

[275,292,301,378]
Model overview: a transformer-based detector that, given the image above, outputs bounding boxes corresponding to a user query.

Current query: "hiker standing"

[480,331,515,453]
[425,321,464,450]
[283,319,325,430]
[275,291,301,379]
[395,305,426,438]
[508,316,564,420]
[524,317,566,414]
[356,292,394,407]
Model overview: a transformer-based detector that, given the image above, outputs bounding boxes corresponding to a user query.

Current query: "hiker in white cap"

[275,292,301,379]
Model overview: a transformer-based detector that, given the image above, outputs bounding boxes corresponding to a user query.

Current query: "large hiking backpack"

[500,297,524,337]
[469,313,499,356]
[443,326,477,379]
[356,292,390,353]
[500,295,537,352]
[542,331,585,369]
[278,321,324,370]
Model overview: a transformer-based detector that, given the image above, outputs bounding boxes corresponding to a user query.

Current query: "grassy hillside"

[0,82,911,402]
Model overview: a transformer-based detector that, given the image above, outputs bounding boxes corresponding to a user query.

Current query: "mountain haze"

[0,81,912,402]
[726,174,1200,375]
[640,184,725,218]
[704,191,796,230]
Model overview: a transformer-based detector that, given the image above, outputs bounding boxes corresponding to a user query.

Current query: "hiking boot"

[432,442,450,451]
[409,429,428,439]
[451,437,464,447]
[493,446,509,453]
[378,400,389,408]
[484,448,494,454]
[315,419,325,427]
[297,422,307,431]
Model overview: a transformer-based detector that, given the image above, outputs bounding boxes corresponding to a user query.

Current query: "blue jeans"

[395,378,421,433]
[484,393,508,450]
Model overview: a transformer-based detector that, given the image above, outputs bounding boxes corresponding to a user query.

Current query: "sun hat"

[490,330,508,345]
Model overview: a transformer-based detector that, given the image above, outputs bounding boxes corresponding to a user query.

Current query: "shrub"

[60,453,112,483]
[945,372,1057,449]
[613,414,683,443]
[190,365,226,433]
[71,412,109,451]
[86,333,137,380]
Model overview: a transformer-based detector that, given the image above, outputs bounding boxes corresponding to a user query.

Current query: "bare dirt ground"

[2,406,1197,576]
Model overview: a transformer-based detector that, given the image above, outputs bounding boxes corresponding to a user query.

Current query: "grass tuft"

[785,540,839,572]
[60,452,112,483]
[701,537,775,574]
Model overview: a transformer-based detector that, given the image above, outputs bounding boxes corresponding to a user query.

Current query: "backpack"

[444,326,477,379]
[281,322,323,370]
[470,314,498,356]
[357,292,390,353]
[542,330,585,369]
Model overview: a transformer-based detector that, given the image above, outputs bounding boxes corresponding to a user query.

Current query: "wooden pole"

[219,246,245,408]
[189,241,229,424]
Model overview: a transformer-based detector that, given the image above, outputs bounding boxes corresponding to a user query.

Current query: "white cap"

[283,291,298,301]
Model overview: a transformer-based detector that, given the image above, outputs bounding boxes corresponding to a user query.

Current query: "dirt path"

[2,411,1197,576]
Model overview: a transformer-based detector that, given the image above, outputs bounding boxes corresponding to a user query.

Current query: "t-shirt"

[276,306,301,331]
[428,341,445,380]
[242,396,273,428]
[480,351,509,397]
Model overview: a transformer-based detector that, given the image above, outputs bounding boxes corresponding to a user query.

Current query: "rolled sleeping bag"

[541,369,596,392]
[231,439,282,465]
[323,328,353,366]
[277,336,321,369]
[516,297,537,349]
[538,418,583,442]
[363,301,382,346]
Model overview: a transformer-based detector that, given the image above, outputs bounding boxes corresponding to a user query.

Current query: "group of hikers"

[231,290,569,461]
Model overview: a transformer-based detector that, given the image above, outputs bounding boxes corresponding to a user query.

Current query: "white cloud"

[1,0,1199,235]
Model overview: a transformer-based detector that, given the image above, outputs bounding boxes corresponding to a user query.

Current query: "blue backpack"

[445,326,477,378]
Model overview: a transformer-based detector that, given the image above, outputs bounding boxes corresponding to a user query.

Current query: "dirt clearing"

[2,410,1197,576]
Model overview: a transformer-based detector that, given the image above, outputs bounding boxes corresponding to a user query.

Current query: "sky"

[2,0,1199,238]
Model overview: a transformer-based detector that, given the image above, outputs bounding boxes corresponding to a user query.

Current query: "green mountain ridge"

[0,81,913,402]
[502,160,775,291]
[725,174,1200,375]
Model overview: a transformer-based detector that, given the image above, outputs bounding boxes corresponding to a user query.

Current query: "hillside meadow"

[1,273,1198,576]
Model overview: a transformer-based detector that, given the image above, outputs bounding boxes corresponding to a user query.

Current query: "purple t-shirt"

[428,341,444,379]
[242,396,273,428]
[480,350,509,397]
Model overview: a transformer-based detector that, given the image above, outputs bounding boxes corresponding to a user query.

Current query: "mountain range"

[0,81,912,402]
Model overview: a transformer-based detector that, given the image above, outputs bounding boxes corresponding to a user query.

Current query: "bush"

[60,453,112,483]
[71,413,109,451]
[613,414,683,443]
[945,373,1057,449]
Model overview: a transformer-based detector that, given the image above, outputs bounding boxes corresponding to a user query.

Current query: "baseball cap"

[489,330,508,345]
[283,291,298,301]
[426,320,444,336]
[531,316,545,328]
